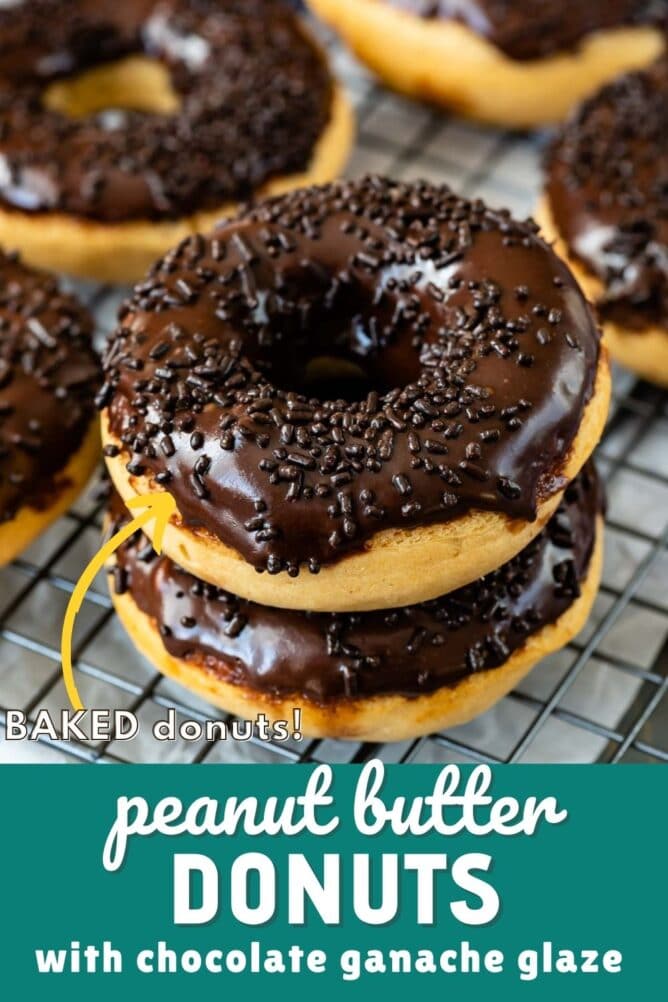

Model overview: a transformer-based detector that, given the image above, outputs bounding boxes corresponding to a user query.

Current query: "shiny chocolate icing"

[110,463,602,702]
[101,177,601,576]
[387,1,667,61]
[0,0,332,223]
[0,250,100,521]
[546,59,668,331]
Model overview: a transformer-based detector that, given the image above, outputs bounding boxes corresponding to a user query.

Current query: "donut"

[306,0,667,127]
[107,464,604,741]
[0,0,353,284]
[100,177,610,612]
[538,60,668,387]
[0,250,100,565]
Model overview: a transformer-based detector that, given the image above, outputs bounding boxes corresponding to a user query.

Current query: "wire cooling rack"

[0,34,666,766]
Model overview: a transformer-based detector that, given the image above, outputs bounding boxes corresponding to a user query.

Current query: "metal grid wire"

[0,34,667,766]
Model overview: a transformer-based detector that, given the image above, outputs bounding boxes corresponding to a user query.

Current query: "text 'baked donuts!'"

[101,177,610,612]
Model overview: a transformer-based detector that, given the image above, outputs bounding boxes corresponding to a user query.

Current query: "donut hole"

[251,283,424,403]
[44,56,180,118]
[297,355,380,401]
[266,345,420,403]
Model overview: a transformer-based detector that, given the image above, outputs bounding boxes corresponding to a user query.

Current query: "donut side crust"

[536,196,668,388]
[0,82,354,284]
[100,350,610,612]
[109,515,603,742]
[0,420,99,566]
[307,0,664,127]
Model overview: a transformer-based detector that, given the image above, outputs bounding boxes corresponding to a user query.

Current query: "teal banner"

[0,763,664,998]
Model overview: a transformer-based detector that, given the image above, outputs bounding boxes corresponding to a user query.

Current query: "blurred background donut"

[0,0,354,282]
[307,0,667,127]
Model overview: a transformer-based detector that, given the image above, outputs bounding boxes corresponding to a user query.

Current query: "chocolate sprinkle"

[102,176,601,575]
[387,1,667,62]
[109,463,602,703]
[546,59,668,331]
[0,250,100,522]
[0,0,332,223]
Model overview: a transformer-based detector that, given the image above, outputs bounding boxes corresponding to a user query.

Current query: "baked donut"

[538,60,668,387]
[107,464,604,741]
[100,177,610,612]
[306,0,667,127]
[0,251,100,565]
[0,0,353,284]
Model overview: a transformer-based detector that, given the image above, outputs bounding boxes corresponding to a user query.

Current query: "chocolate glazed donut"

[101,178,610,612]
[538,59,668,386]
[0,0,352,281]
[387,1,667,61]
[307,0,666,127]
[108,465,605,740]
[0,249,100,564]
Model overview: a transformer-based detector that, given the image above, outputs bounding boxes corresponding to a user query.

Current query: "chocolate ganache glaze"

[387,1,667,61]
[110,464,602,702]
[0,250,100,522]
[546,59,668,331]
[0,0,332,223]
[101,177,601,576]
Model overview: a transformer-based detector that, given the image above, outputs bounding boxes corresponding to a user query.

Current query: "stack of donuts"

[100,177,611,740]
[5,0,665,741]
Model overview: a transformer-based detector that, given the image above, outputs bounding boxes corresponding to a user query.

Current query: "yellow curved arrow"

[60,491,177,711]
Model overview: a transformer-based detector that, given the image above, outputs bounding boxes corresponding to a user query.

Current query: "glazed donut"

[537,60,668,387]
[0,0,353,283]
[107,465,604,741]
[306,0,666,127]
[0,251,100,565]
[101,177,610,612]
